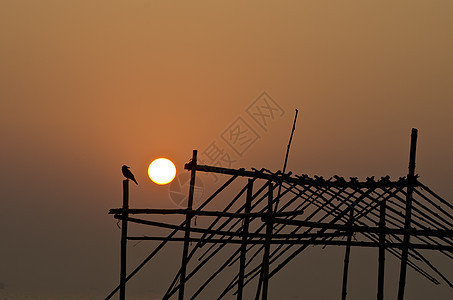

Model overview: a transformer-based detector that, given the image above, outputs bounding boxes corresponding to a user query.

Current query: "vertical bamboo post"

[255,268,263,300]
[341,208,354,300]
[178,150,197,300]
[120,179,129,300]
[377,200,386,300]
[262,181,273,300]
[238,179,253,300]
[397,128,418,300]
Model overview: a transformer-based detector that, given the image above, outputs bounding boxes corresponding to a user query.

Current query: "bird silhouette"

[122,165,138,185]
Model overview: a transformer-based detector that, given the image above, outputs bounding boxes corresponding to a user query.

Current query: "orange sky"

[1,1,452,299]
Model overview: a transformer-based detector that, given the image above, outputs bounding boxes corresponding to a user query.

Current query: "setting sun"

[148,158,177,185]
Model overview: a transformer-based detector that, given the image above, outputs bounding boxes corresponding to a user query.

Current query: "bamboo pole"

[189,164,408,188]
[275,109,298,212]
[398,128,418,300]
[120,179,129,300]
[126,232,349,242]
[261,181,273,300]
[122,236,453,249]
[377,200,386,300]
[109,208,305,218]
[341,208,354,300]
[238,179,253,300]
[179,150,197,300]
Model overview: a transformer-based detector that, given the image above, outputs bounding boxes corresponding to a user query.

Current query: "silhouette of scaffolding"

[106,129,453,300]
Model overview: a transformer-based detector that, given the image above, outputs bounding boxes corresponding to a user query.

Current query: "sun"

[148,158,177,185]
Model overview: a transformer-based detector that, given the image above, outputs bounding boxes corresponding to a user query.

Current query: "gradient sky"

[1,1,452,299]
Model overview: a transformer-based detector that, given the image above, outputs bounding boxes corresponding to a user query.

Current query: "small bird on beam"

[122,165,138,185]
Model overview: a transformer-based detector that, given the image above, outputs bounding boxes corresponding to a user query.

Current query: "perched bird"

[122,165,138,185]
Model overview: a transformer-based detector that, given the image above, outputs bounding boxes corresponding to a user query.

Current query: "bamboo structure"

[106,129,453,299]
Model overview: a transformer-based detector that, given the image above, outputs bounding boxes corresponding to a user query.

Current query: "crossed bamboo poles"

[107,162,453,300]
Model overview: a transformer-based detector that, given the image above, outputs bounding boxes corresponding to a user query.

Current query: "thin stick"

[275,109,299,212]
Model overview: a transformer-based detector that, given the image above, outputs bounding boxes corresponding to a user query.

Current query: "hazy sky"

[1,1,452,299]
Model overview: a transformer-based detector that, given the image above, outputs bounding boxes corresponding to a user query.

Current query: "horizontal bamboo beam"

[125,236,453,250]
[114,215,347,239]
[268,217,453,237]
[109,208,305,218]
[114,215,256,237]
[186,164,412,188]
[115,214,453,248]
